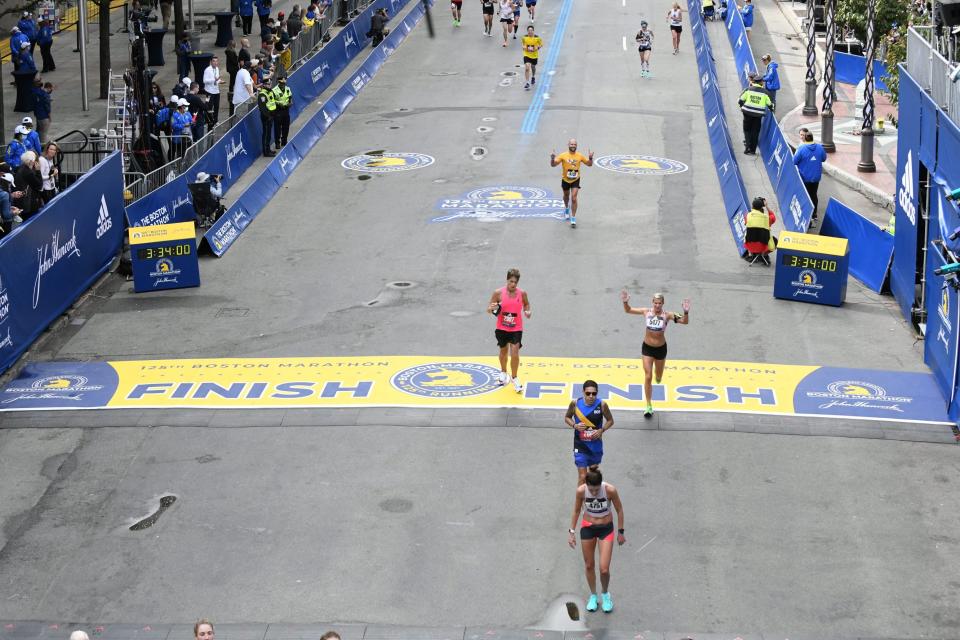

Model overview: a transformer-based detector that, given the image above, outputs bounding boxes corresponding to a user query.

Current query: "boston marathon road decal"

[432,186,566,222]
[341,152,435,172]
[594,155,689,176]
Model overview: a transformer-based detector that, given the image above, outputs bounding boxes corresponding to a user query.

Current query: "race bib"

[566,169,578,179]
[502,312,517,327]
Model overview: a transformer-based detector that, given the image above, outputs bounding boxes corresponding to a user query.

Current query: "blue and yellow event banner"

[0,357,949,424]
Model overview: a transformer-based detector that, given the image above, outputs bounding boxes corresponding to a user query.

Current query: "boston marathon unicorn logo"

[341,152,435,173]
[392,362,504,398]
[432,186,566,222]
[594,155,689,176]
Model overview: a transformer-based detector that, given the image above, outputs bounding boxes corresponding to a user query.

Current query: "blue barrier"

[834,51,889,93]
[819,197,893,293]
[723,3,815,233]
[690,0,748,252]
[0,153,126,373]
[891,66,923,322]
[202,0,432,256]
[127,0,411,229]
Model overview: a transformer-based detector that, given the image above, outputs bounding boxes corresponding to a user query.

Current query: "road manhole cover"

[477,126,494,133]
[358,174,372,180]
[500,71,517,77]
[482,116,498,122]
[470,146,487,159]
[386,281,415,289]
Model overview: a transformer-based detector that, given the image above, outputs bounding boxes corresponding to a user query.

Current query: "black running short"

[642,341,667,360]
[670,24,683,33]
[495,329,523,348]
[500,16,514,23]
[483,5,494,13]
[580,521,614,541]
[638,45,651,52]
[561,178,581,191]
[523,56,537,65]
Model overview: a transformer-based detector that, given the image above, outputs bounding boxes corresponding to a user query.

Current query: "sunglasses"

[584,391,597,396]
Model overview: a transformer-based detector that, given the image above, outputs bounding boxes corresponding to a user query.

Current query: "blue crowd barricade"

[818,197,894,293]
[890,67,923,322]
[202,0,432,256]
[0,153,126,373]
[725,5,757,87]
[834,51,889,92]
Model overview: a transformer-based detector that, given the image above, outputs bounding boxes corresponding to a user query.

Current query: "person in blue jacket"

[32,80,52,141]
[5,128,28,168]
[255,0,273,33]
[239,0,254,35]
[16,41,37,73]
[170,99,194,158]
[10,27,27,71]
[17,12,37,54]
[20,117,42,154]
[740,0,753,38]
[793,129,827,222]
[760,53,780,109]
[37,20,55,72]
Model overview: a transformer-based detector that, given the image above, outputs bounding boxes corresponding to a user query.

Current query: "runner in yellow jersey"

[550,138,594,228]
[521,26,542,91]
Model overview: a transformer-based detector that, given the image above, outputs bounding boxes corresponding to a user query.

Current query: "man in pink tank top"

[487,267,532,393]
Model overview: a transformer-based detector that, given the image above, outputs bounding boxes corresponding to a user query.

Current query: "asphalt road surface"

[1,0,957,638]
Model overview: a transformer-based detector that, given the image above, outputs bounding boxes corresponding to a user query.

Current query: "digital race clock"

[136,244,193,260]
[773,231,849,306]
[129,221,201,293]
[779,254,838,272]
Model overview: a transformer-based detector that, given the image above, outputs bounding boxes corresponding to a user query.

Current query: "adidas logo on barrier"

[897,150,917,226]
[95,194,112,239]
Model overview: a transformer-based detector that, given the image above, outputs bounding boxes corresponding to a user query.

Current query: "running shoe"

[586,594,599,612]
[570,217,577,228]
[644,405,653,418]
[499,371,510,385]
[531,75,535,84]
[513,33,517,39]
[564,207,570,220]
[502,42,507,47]
[513,377,523,393]
[524,82,530,90]
[601,592,613,613]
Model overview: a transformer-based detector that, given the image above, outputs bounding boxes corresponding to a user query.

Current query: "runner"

[568,467,626,614]
[525,0,536,21]
[481,0,495,35]
[550,139,594,228]
[666,3,683,54]
[521,25,542,90]
[512,0,522,38]
[499,0,514,46]
[635,20,654,77]
[564,379,615,486]
[451,0,462,26]
[620,289,690,417]
[487,268,531,393]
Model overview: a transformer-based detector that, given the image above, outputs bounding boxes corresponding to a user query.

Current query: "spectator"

[194,619,215,640]
[261,17,276,45]
[196,172,223,201]
[14,150,43,220]
[277,21,292,47]
[39,141,59,203]
[170,98,193,158]
[302,4,318,28]
[176,34,192,80]
[238,38,252,66]
[239,0,254,34]
[18,12,37,54]
[271,75,292,147]
[9,27,26,73]
[5,128,27,168]
[202,56,224,126]
[37,19,54,72]
[739,0,754,39]
[737,73,772,155]
[255,0,273,32]
[232,58,255,114]
[287,5,303,37]
[20,117,41,154]
[793,129,827,222]
[252,54,271,86]
[225,41,239,113]
[185,83,207,140]
[369,8,388,47]
[154,100,176,153]
[33,80,52,141]
[0,173,24,231]
[257,81,277,157]
[17,41,36,73]
[159,0,174,30]
[277,39,291,71]
[149,82,166,111]
[760,54,780,108]
[743,196,777,265]
[172,75,191,99]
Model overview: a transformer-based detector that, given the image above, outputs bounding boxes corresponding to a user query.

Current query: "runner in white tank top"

[620,289,690,417]
[568,467,625,614]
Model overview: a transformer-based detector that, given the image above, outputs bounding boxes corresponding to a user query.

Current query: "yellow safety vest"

[272,85,292,107]
[745,208,770,232]
[739,86,772,116]
[258,87,276,111]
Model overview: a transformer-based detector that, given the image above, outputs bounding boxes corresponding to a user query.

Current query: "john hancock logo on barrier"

[341,152,435,173]
[791,269,823,299]
[804,380,912,414]
[225,136,248,179]
[392,362,504,398]
[34,220,81,310]
[433,186,565,222]
[3,374,104,404]
[594,155,689,176]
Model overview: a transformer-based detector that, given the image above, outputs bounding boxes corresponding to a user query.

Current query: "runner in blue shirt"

[564,379,615,486]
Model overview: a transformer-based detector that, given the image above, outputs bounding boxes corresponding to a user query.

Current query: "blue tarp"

[834,51,890,93]
[819,197,894,293]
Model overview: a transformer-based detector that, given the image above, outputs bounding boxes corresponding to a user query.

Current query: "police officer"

[271,76,292,148]
[257,82,277,157]
[737,74,773,155]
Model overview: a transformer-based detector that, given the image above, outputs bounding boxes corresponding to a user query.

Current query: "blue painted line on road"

[520,0,574,134]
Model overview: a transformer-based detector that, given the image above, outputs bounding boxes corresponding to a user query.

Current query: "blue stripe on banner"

[520,0,574,134]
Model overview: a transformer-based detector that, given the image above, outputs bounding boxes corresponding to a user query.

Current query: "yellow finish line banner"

[0,357,948,423]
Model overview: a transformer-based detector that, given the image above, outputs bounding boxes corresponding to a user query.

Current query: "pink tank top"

[496,286,524,332]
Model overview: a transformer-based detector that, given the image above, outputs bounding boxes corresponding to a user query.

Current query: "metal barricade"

[906,26,960,121]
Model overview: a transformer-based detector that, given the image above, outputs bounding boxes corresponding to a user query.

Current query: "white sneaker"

[513,377,523,393]
[499,371,510,385]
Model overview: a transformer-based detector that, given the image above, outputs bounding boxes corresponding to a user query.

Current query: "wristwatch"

[568,528,575,534]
